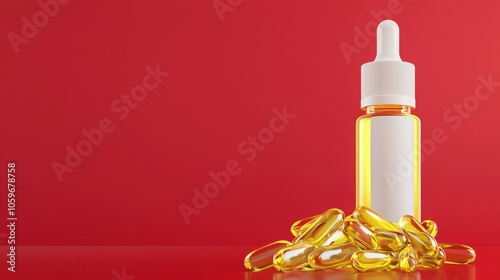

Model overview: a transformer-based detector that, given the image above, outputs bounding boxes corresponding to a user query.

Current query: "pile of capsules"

[244,206,475,273]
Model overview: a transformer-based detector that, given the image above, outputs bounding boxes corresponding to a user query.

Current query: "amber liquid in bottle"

[356,105,420,222]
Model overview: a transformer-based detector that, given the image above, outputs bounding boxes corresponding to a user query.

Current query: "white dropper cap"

[361,20,415,108]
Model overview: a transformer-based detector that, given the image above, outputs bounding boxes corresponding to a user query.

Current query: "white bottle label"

[370,116,418,222]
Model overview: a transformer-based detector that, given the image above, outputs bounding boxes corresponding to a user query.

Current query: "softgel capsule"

[244,206,476,273]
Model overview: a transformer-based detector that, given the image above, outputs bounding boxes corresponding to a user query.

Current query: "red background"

[1,0,500,252]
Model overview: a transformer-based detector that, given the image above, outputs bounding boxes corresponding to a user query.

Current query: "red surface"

[0,246,495,279]
[0,0,499,271]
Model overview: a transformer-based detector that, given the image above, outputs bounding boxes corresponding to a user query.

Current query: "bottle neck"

[363,105,413,115]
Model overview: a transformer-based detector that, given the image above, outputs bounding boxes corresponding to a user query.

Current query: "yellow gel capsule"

[343,217,378,250]
[421,220,438,238]
[300,265,315,271]
[273,243,315,272]
[351,251,398,272]
[353,206,400,231]
[418,246,446,268]
[399,246,419,273]
[294,208,344,246]
[439,243,476,264]
[308,243,359,270]
[290,215,319,237]
[244,240,291,271]
[321,228,349,246]
[374,230,408,252]
[399,215,438,256]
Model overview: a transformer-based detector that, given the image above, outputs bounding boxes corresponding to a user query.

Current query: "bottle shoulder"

[357,113,420,120]
[356,113,420,124]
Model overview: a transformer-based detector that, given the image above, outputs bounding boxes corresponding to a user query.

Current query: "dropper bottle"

[356,20,420,222]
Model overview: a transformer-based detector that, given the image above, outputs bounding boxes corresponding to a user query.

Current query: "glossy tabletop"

[1,245,495,279]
